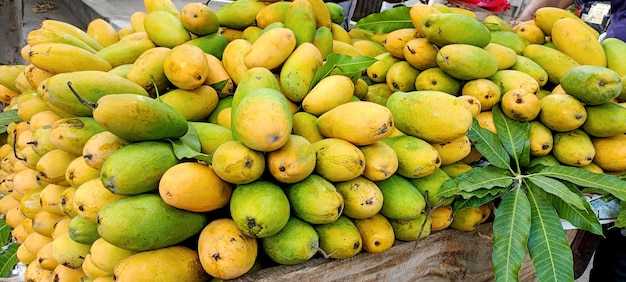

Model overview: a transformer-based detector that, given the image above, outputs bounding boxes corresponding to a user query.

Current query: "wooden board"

[231,223,579,282]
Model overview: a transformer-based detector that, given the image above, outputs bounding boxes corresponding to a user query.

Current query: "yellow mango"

[313,26,334,59]
[383,28,419,59]
[552,18,606,67]
[211,141,265,184]
[163,44,209,90]
[534,7,599,37]
[203,53,235,94]
[266,135,316,184]
[359,141,398,182]
[463,79,502,111]
[386,61,420,92]
[489,69,540,94]
[87,19,119,48]
[255,1,291,28]
[143,11,190,48]
[403,38,438,70]
[158,85,219,121]
[483,43,517,70]
[500,88,541,122]
[529,120,553,156]
[409,3,441,37]
[280,42,323,103]
[179,2,219,36]
[312,138,366,182]
[126,46,172,95]
[553,129,595,167]
[352,213,395,253]
[335,176,384,219]
[352,39,387,58]
[292,111,324,144]
[302,75,354,116]
[244,27,296,70]
[592,133,626,171]
[316,100,394,146]
[222,39,252,85]
[115,246,209,282]
[215,0,267,30]
[429,135,472,165]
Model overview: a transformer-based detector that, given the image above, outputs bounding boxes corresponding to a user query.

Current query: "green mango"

[285,174,344,224]
[97,194,208,252]
[100,141,179,195]
[375,174,426,220]
[313,215,362,259]
[230,180,291,238]
[582,102,626,138]
[216,0,268,30]
[184,33,229,59]
[143,11,191,48]
[68,215,100,245]
[49,117,106,156]
[421,13,491,47]
[261,217,319,265]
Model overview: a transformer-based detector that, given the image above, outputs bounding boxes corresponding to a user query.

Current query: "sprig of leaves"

[0,110,23,135]
[309,53,377,91]
[354,6,414,33]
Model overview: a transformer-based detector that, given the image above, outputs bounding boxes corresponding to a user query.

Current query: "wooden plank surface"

[231,223,579,282]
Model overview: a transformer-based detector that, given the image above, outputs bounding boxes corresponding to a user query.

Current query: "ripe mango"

[414,67,462,95]
[51,233,90,269]
[221,39,252,85]
[500,88,541,122]
[534,7,599,38]
[97,193,207,252]
[95,32,156,68]
[292,111,324,143]
[125,46,171,96]
[592,133,626,171]
[560,65,622,105]
[335,176,384,219]
[523,44,580,84]
[602,38,626,76]
[483,14,513,32]
[314,215,362,259]
[73,178,127,223]
[256,1,291,29]
[143,11,190,48]
[44,70,149,117]
[510,55,549,87]
[230,180,290,238]
[91,94,188,142]
[421,13,491,47]
[81,131,129,170]
[352,213,395,253]
[163,44,209,90]
[316,100,393,146]
[409,3,441,37]
[244,27,297,70]
[210,140,266,184]
[89,238,135,273]
[386,61,419,92]
[382,135,441,179]
[144,0,179,16]
[65,150,100,187]
[582,102,626,137]
[266,134,316,184]
[383,28,419,59]
[529,120,553,156]
[312,138,365,182]
[158,85,219,121]
[403,38,438,71]
[359,141,398,182]
[114,246,209,282]
[553,129,595,167]
[261,217,319,265]
[375,174,426,220]
[179,2,219,36]
[436,44,498,80]
[28,43,112,74]
[483,43,517,70]
[366,52,399,83]
[100,141,178,195]
[387,90,473,143]
[280,42,323,103]
[450,206,488,231]
[215,0,267,30]
[552,18,606,67]
[539,94,587,132]
[285,174,344,224]
[49,117,105,156]
[197,218,258,280]
[313,26,334,60]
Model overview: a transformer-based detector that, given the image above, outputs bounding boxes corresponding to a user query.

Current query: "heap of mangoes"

[0,0,625,280]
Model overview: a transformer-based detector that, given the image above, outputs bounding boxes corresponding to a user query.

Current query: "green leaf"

[492,187,531,282]
[468,118,511,170]
[615,201,626,228]
[0,219,10,246]
[526,175,586,210]
[354,6,413,33]
[538,165,626,201]
[453,194,498,210]
[0,110,22,135]
[309,54,376,92]
[491,105,531,169]
[0,243,18,278]
[211,79,233,95]
[532,182,603,235]
[170,125,212,163]
[437,173,511,198]
[179,123,201,152]
[454,166,514,193]
[526,184,574,282]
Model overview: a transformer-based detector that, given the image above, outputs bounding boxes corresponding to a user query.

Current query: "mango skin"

[280,42,323,103]
[436,44,498,81]
[522,44,580,85]
[100,141,179,195]
[560,65,622,105]
[114,246,209,282]
[97,194,208,252]
[582,103,626,138]
[602,38,626,76]
[216,0,267,30]
[143,11,191,48]
[551,17,606,67]
[421,13,491,47]
[375,174,426,220]
[316,101,393,146]
[261,217,319,265]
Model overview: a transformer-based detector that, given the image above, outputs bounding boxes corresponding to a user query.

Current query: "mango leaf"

[436,166,513,198]
[212,79,233,96]
[0,110,22,134]
[0,219,10,246]
[170,124,212,163]
[468,118,511,170]
[354,6,413,33]
[179,124,201,152]
[527,175,586,210]
[615,201,626,228]
[310,54,376,91]
[491,104,530,169]
[527,185,574,282]
[492,187,531,282]
[531,182,602,235]
[537,165,626,201]
[453,193,498,210]
[0,243,18,277]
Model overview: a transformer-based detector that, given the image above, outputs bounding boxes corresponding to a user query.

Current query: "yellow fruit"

[352,213,395,253]
[87,19,119,47]
[475,111,497,134]
[163,44,209,90]
[529,121,553,156]
[159,162,233,212]
[457,95,481,117]
[359,141,399,182]
[513,22,545,44]
[429,135,472,165]
[430,205,453,231]
[244,27,297,70]
[89,238,136,273]
[316,101,394,146]
[383,28,420,59]
[292,111,324,144]
[312,138,366,182]
[403,38,438,70]
[592,133,626,172]
[500,88,541,122]
[266,135,316,184]
[72,178,127,223]
[179,2,220,36]
[211,140,265,184]
[539,94,587,132]
[114,246,209,282]
[31,210,64,237]
[64,156,100,188]
[552,129,595,167]
[483,43,517,70]
[197,218,258,280]
[450,206,485,231]
[335,176,384,219]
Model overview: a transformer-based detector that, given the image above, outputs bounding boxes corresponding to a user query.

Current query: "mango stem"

[67,81,97,109]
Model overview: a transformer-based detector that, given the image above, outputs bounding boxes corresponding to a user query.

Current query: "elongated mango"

[421,13,490,47]
[40,19,103,52]
[284,0,317,46]
[256,1,291,29]
[222,39,252,85]
[317,101,393,146]
[143,11,191,48]
[125,46,172,95]
[551,18,606,67]
[522,44,580,84]
[216,0,267,30]
[44,70,149,117]
[280,42,323,103]
[90,94,188,142]
[27,28,98,53]
[436,44,498,80]
[95,32,156,68]
[244,27,297,70]
[302,75,354,116]
[49,117,106,156]
[28,43,112,74]
[602,38,626,76]
[86,18,119,48]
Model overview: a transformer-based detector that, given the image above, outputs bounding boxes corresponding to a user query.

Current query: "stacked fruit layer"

[0,0,625,281]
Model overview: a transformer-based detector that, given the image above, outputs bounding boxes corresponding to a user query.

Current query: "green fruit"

[436,44,499,81]
[100,141,178,195]
[185,33,229,59]
[314,216,362,259]
[560,65,623,105]
[408,168,453,206]
[421,13,491,47]
[97,194,208,252]
[285,174,344,224]
[216,0,268,30]
[230,180,290,238]
[490,31,529,55]
[375,174,426,220]
[582,102,626,137]
[325,2,345,24]
[552,129,595,167]
[389,213,431,241]
[261,217,319,265]
[381,135,441,178]
[143,11,191,48]
[68,215,100,245]
[49,117,105,156]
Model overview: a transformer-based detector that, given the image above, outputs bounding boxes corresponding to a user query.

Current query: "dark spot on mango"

[542,144,550,150]
[365,198,373,205]
[83,154,93,161]
[279,165,285,172]
[575,114,583,119]
[516,98,523,104]
[244,157,253,168]
[68,171,75,180]
[376,123,388,136]
[430,80,438,86]
[353,241,360,249]
[212,253,221,260]
[247,218,256,229]
[78,205,84,211]
[374,241,381,246]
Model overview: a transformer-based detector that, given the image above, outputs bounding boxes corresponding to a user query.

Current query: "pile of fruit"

[0,0,625,281]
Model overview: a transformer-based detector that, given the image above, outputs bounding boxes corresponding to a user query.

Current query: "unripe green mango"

[602,38,626,76]
[284,0,317,46]
[285,174,344,224]
[44,70,149,117]
[230,180,291,238]
[184,32,229,59]
[313,215,362,259]
[95,32,156,68]
[510,55,549,87]
[381,135,441,179]
[582,102,626,138]
[375,173,426,220]
[190,122,233,154]
[91,94,188,142]
[280,42,324,103]
[216,0,268,30]
[97,193,208,252]
[143,11,191,48]
[68,215,100,245]
[560,65,622,105]
[100,141,179,195]
[261,217,319,265]
[436,44,498,81]
[49,117,106,156]
[490,31,529,55]
[421,13,491,47]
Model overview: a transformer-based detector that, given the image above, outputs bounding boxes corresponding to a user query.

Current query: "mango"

[51,232,90,269]
[403,38,438,70]
[317,100,393,146]
[158,85,219,121]
[386,60,420,92]
[292,111,324,143]
[382,135,441,179]
[592,133,626,171]
[552,18,606,67]
[144,0,179,16]
[159,162,232,212]
[36,149,77,185]
[197,218,258,280]
[553,129,595,167]
[91,94,188,142]
[367,52,399,83]
[512,21,545,44]
[450,206,487,231]
[582,102,626,137]
[335,176,384,219]
[510,55,549,87]
[67,215,99,245]
[256,1,291,28]
[529,120,554,156]
[389,213,431,241]
[216,0,267,30]
[231,67,280,117]
[483,14,513,32]
[386,90,473,143]
[375,174,426,220]
[284,0,317,46]
[125,46,171,96]
[261,217,319,265]
[49,117,105,156]
[313,26,334,60]
[312,138,365,182]
[409,168,452,206]
[44,70,149,117]
[602,38,626,76]
[100,141,178,195]
[533,7,599,37]
[163,44,209,90]
[190,122,233,154]
[383,28,419,59]
[266,134,316,184]
[81,131,129,170]
[414,67,462,95]
[500,88,541,122]
[352,213,395,253]
[89,238,135,273]
[179,2,219,36]
[489,30,529,55]
[539,94,587,132]
[31,210,63,237]
[73,178,127,223]
[560,65,622,105]
[95,32,156,68]
[522,44,580,84]
[359,141,398,182]
[421,13,491,47]
[409,3,441,36]
[221,39,252,85]
[230,180,290,238]
[483,43,517,70]
[211,140,265,184]
[285,174,344,224]
[436,44,498,80]
[245,27,297,70]
[97,193,207,252]
[314,215,362,259]
[280,42,323,103]
[114,246,209,282]
[143,11,190,48]
[185,33,229,59]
